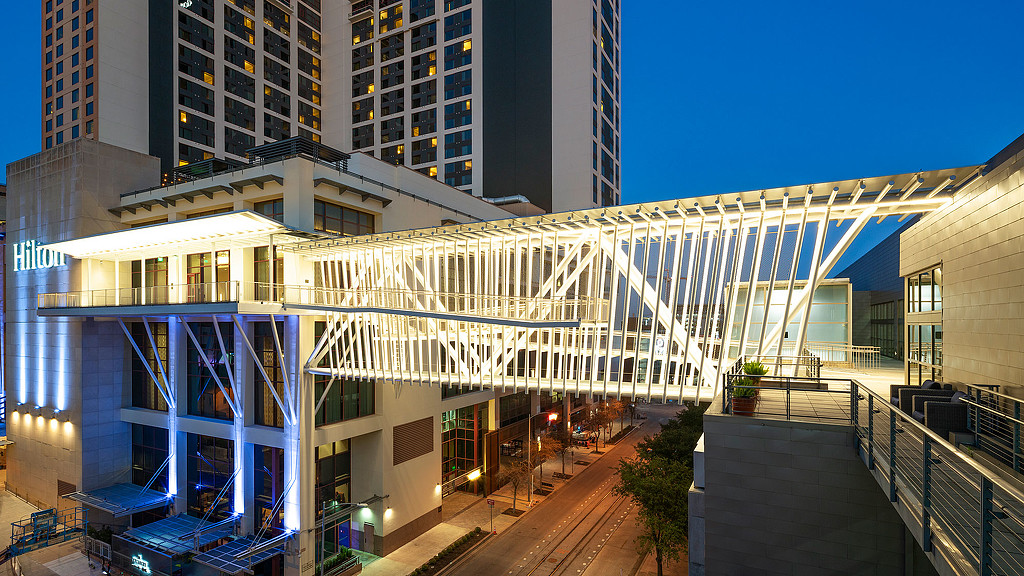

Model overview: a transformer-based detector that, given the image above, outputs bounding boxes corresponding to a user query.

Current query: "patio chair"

[912,392,970,443]
[899,386,957,416]
[890,379,937,407]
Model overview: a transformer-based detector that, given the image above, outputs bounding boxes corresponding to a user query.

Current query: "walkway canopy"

[292,166,982,402]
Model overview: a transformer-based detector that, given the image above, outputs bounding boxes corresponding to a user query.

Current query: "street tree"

[604,400,625,437]
[535,435,563,482]
[615,403,705,576]
[615,455,691,576]
[549,426,574,476]
[583,409,608,452]
[498,457,533,512]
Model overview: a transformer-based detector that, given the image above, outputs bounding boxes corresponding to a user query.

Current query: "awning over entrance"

[66,483,170,518]
[192,534,289,575]
[120,514,235,556]
[41,210,336,261]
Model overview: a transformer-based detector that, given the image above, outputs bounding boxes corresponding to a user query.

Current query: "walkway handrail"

[853,383,1024,575]
[37,282,612,323]
[964,383,1024,475]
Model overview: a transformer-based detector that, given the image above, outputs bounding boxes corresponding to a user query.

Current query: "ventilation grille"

[393,417,434,466]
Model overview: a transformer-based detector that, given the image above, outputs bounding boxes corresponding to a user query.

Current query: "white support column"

[737,208,768,360]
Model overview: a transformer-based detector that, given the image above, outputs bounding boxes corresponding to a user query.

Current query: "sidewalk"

[0,470,41,548]
[3,416,647,576]
[361,415,643,576]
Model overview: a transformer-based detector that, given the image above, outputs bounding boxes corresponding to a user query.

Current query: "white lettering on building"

[12,240,67,272]
[131,554,151,575]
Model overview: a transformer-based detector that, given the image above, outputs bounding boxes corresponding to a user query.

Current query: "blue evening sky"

[2,1,1023,266]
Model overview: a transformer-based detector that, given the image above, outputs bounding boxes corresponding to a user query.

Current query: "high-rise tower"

[41,0,620,208]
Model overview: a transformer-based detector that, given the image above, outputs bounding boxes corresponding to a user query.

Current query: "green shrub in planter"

[742,361,768,376]
[731,377,757,398]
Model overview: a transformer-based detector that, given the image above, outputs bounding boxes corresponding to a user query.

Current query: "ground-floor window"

[442,403,487,494]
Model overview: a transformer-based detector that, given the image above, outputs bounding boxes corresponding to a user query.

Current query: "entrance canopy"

[66,483,170,518]
[192,534,290,575]
[120,514,234,556]
[42,210,335,261]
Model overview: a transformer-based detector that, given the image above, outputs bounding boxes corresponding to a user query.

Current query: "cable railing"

[965,383,1024,476]
[853,386,1024,576]
[720,375,1024,576]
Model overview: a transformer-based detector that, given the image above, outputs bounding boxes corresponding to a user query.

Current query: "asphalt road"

[445,403,683,576]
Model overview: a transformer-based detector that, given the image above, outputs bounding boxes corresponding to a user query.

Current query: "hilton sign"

[13,240,67,272]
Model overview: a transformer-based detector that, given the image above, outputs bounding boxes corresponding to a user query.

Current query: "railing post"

[980,476,993,576]
[849,380,856,425]
[785,377,791,420]
[723,373,729,414]
[921,436,933,552]
[1014,403,1021,474]
[889,409,898,502]
[867,394,875,470]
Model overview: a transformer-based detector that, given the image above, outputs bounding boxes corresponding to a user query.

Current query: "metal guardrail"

[736,354,821,379]
[852,387,1024,576]
[250,284,611,322]
[721,375,1024,576]
[37,282,240,308]
[721,372,852,422]
[85,536,112,560]
[965,383,1024,475]
[38,282,610,323]
[805,343,882,370]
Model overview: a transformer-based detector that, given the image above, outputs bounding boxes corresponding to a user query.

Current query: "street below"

[444,403,682,576]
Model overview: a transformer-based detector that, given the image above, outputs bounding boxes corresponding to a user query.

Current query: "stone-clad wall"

[901,149,1024,393]
[4,139,160,507]
[699,404,935,576]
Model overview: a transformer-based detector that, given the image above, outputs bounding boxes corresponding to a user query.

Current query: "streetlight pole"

[527,414,532,505]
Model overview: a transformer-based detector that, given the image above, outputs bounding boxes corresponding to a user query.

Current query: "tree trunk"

[655,546,663,576]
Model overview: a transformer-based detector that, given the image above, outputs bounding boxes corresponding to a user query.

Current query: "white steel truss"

[283,168,975,402]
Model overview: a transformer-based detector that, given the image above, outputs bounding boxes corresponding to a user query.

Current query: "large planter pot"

[732,394,758,417]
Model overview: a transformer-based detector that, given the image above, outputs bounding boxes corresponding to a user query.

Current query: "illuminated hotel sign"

[131,554,152,575]
[13,240,67,272]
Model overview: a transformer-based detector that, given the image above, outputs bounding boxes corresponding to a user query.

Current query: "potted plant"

[742,360,768,385]
[731,376,758,416]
